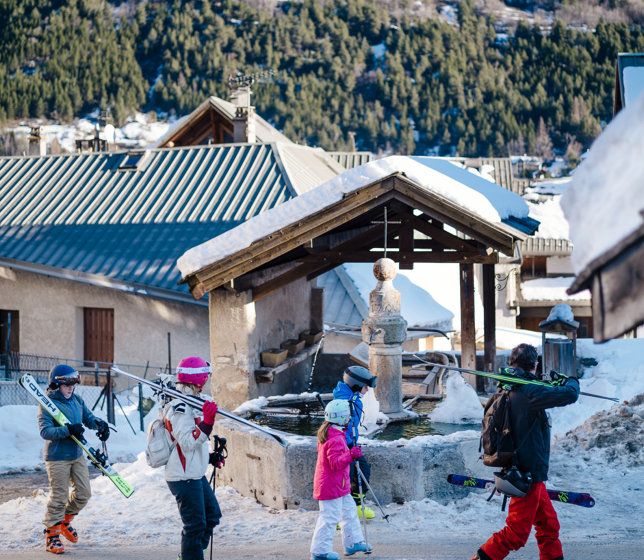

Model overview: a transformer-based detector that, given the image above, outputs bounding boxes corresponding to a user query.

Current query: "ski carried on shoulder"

[19,374,135,498]
[447,474,595,508]
[111,367,287,447]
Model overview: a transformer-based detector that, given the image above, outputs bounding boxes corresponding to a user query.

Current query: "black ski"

[448,474,595,508]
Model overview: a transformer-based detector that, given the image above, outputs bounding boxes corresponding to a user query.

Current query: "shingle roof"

[0,143,336,300]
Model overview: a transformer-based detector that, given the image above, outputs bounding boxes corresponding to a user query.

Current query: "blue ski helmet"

[48,364,80,389]
[343,366,377,390]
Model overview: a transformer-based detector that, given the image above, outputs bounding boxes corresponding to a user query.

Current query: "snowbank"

[561,90,644,273]
[557,392,644,467]
[178,156,529,277]
[343,263,454,330]
[430,374,484,424]
[0,405,147,474]
[549,338,644,437]
[521,277,590,301]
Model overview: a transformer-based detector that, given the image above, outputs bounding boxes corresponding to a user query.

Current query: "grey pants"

[43,456,91,527]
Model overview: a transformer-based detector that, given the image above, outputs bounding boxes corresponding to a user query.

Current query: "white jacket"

[163,398,211,482]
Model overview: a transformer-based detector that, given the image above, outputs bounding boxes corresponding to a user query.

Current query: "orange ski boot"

[61,514,78,543]
[45,524,65,554]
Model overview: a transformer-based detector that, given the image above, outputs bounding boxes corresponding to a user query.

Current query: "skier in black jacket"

[471,343,579,560]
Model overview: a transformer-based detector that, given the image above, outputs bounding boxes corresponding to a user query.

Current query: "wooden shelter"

[180,170,538,387]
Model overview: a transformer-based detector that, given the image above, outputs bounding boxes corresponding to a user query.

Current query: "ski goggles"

[55,370,80,385]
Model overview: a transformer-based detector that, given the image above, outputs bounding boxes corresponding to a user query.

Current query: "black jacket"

[37,389,99,461]
[504,369,579,482]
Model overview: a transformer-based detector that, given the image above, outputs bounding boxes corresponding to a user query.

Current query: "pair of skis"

[110,367,287,446]
[19,374,135,498]
[447,474,595,508]
[417,359,620,403]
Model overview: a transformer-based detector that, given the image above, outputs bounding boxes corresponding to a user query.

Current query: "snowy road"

[2,539,644,559]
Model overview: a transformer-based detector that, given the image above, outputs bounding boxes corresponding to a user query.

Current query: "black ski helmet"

[48,364,80,390]
[493,467,533,498]
[343,366,377,390]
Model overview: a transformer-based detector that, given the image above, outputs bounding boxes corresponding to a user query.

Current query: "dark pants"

[167,476,222,560]
[349,455,371,504]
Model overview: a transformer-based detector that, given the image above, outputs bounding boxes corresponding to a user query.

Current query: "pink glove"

[350,446,363,460]
[202,401,218,425]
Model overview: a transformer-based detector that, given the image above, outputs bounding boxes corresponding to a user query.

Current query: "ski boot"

[353,493,375,519]
[44,524,65,554]
[356,505,375,519]
[345,541,372,556]
[61,514,78,543]
[311,552,340,560]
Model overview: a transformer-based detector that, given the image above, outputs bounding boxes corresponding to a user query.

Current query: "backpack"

[145,404,176,468]
[480,390,514,467]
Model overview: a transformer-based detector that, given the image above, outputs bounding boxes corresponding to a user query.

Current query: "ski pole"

[413,357,620,403]
[350,406,370,555]
[356,469,390,523]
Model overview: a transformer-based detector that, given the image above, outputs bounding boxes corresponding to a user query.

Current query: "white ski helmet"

[325,399,351,426]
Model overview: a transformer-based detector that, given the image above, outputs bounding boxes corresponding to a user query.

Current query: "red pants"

[481,482,563,560]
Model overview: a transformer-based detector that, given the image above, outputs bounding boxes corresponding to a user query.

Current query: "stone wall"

[215,419,489,511]
[209,276,317,410]
[0,268,210,366]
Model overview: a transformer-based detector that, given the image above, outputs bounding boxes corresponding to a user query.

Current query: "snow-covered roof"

[521,277,590,301]
[561,89,644,275]
[178,155,533,278]
[525,195,570,240]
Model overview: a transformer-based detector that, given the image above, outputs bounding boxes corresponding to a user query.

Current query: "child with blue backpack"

[332,366,378,519]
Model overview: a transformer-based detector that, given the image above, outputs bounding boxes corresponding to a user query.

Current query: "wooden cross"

[371,207,401,259]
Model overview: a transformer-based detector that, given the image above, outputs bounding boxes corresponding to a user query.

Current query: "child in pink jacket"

[310,399,372,560]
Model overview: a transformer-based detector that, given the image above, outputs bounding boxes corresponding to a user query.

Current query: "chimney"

[28,126,46,156]
[231,86,256,143]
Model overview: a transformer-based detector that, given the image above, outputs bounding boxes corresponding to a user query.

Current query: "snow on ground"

[0,404,150,474]
[520,276,590,301]
[8,113,180,153]
[561,89,644,274]
[549,338,644,437]
[429,374,484,424]
[343,263,454,330]
[178,155,529,277]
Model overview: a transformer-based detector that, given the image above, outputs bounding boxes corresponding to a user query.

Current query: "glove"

[551,371,576,387]
[350,446,363,460]
[96,419,110,442]
[209,452,225,469]
[202,401,218,425]
[67,423,84,439]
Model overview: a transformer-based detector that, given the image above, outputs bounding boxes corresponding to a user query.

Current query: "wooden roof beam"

[299,250,498,264]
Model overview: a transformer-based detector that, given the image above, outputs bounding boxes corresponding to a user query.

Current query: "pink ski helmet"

[176,356,211,386]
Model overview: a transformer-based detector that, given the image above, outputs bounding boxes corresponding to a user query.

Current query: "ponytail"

[317,421,333,444]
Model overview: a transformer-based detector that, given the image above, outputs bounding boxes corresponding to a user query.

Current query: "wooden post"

[483,263,497,382]
[459,263,477,388]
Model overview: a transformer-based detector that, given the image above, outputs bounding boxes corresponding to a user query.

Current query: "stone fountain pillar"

[361,258,409,419]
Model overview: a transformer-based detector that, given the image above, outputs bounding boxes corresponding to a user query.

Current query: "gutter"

[0,258,208,307]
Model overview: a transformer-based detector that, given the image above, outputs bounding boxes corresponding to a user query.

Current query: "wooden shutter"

[84,308,114,365]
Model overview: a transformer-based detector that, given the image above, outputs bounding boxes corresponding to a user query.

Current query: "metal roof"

[0,143,298,301]
[274,144,346,195]
[317,266,368,328]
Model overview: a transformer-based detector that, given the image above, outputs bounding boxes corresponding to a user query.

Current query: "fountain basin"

[214,416,489,511]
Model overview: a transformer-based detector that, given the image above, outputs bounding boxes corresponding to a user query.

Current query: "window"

[578,317,593,339]
[118,151,147,171]
[0,310,19,375]
[84,308,114,365]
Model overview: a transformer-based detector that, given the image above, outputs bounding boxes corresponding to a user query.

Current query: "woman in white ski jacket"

[164,357,222,560]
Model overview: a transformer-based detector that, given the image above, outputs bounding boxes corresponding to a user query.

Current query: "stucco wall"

[0,268,210,367]
[209,276,315,410]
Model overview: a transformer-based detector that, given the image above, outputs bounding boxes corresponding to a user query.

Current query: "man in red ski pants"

[470,343,579,560]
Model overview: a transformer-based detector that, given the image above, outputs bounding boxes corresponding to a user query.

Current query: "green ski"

[417,358,619,403]
[19,374,135,498]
